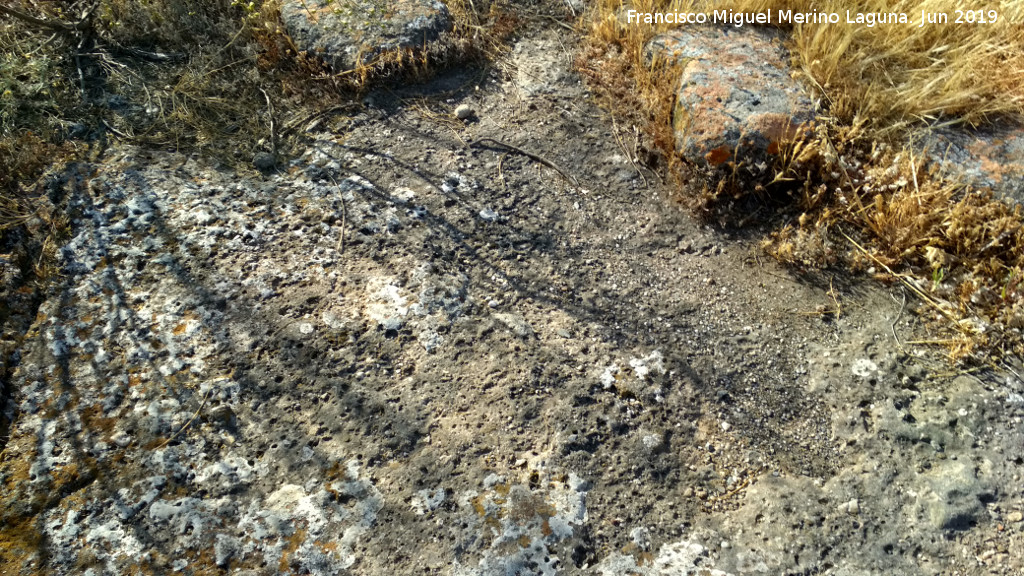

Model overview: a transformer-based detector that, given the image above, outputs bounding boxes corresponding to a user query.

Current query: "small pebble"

[207,404,235,425]
[111,431,132,448]
[253,151,277,171]
[455,104,475,120]
[1008,510,1023,523]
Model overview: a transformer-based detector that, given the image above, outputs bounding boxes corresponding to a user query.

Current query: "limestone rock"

[647,27,814,170]
[279,0,452,72]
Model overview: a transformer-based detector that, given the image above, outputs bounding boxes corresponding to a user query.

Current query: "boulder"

[647,27,814,170]
[279,0,452,72]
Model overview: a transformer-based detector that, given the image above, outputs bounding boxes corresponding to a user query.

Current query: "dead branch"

[0,2,90,33]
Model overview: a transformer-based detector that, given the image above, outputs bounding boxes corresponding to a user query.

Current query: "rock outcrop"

[280,0,452,72]
[647,27,815,171]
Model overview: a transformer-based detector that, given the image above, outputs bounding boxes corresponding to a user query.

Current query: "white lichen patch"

[411,487,447,515]
[392,186,417,204]
[84,519,148,573]
[28,418,62,483]
[851,358,879,378]
[195,454,255,490]
[597,539,734,576]
[365,276,411,331]
[41,456,384,576]
[600,362,621,389]
[455,471,589,576]
[148,497,219,539]
[629,350,665,381]
[360,266,471,348]
[418,328,444,352]
[410,268,471,321]
[236,460,384,574]
[599,350,667,398]
[321,308,351,332]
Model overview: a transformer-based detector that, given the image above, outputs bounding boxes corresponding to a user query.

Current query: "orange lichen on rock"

[650,26,814,172]
[705,146,732,166]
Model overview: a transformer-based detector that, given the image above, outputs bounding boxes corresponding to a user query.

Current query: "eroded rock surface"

[1,20,1024,576]
[919,123,1024,204]
[648,27,814,171]
[280,0,452,72]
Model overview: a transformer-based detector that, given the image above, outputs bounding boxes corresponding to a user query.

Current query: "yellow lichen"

[0,518,44,574]
[278,527,308,573]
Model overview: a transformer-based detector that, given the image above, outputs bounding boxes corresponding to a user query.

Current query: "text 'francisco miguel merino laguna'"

[626,9,1001,27]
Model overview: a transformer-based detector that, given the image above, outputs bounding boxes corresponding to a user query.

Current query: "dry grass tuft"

[576,0,693,173]
[789,0,1024,130]
[762,148,1024,360]
[582,0,1024,129]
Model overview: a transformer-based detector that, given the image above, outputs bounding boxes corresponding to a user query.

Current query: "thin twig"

[470,137,580,187]
[110,44,183,63]
[259,87,276,156]
[330,176,347,255]
[840,228,969,333]
[155,386,213,449]
[890,288,907,354]
[280,103,362,137]
[1001,362,1023,384]
[611,115,648,188]
[541,14,576,31]
[23,32,59,56]
[100,118,129,139]
[497,152,508,193]
[75,34,86,94]
[827,276,842,318]
[465,0,480,26]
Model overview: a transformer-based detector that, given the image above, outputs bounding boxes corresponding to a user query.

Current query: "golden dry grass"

[802,1,1022,128]
[764,147,1024,362]
[584,0,1024,129]
[579,0,1024,363]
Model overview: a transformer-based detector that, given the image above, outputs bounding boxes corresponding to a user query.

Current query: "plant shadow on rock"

[0,133,719,572]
